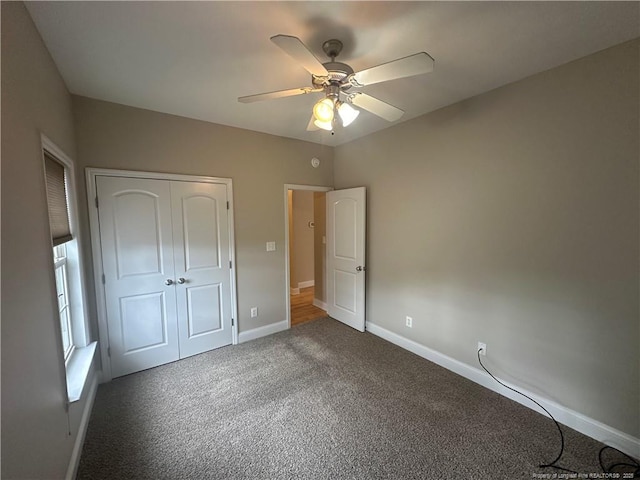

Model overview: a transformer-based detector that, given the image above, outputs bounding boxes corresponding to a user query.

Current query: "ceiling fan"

[238,35,434,132]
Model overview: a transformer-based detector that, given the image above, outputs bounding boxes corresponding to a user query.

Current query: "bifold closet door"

[97,176,234,378]
[97,176,180,378]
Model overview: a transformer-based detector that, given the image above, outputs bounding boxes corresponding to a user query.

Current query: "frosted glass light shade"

[313,98,335,123]
[313,119,333,131]
[338,102,360,127]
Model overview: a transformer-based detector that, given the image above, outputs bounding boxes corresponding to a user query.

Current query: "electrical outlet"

[478,342,487,356]
[251,307,258,318]
[405,316,413,328]
[266,242,276,252]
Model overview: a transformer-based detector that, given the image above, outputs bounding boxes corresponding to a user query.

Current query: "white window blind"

[44,151,73,246]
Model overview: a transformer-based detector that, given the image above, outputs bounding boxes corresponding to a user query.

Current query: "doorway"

[284,185,332,328]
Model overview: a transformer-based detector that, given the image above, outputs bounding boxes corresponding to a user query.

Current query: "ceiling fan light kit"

[313,97,335,123]
[337,101,359,127]
[313,119,333,131]
[238,35,434,133]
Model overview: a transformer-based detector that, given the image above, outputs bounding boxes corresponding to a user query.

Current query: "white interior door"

[326,187,366,332]
[97,176,180,377]
[171,181,233,357]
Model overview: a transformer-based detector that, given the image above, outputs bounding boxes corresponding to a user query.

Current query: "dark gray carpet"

[77,318,620,479]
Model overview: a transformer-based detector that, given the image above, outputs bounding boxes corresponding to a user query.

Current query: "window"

[53,243,74,360]
[42,136,96,402]
[44,150,76,361]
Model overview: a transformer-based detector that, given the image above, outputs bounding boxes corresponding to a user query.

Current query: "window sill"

[66,342,97,403]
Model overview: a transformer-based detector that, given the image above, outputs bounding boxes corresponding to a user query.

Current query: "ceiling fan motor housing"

[312,64,354,88]
[311,39,355,91]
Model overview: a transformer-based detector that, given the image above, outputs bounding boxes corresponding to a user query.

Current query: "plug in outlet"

[478,342,487,356]
[405,316,413,328]
[250,307,258,318]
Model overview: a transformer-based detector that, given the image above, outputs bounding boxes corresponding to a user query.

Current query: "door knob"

[177,277,186,284]
[356,266,366,272]
[165,279,174,286]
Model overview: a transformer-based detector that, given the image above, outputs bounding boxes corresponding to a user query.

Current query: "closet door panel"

[96,176,179,378]
[172,181,233,357]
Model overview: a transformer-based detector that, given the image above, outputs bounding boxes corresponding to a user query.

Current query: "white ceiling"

[26,1,639,147]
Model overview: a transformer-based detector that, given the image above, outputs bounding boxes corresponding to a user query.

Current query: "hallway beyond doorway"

[291,287,326,326]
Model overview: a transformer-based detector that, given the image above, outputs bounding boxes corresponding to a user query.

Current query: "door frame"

[86,168,239,382]
[283,184,332,329]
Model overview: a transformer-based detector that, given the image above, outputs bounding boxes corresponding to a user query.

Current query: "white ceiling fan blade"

[271,34,329,77]
[238,87,321,103]
[351,52,434,87]
[349,93,404,122]
[306,114,320,131]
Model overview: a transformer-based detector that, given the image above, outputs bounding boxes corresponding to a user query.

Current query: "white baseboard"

[290,287,300,296]
[365,321,640,459]
[313,298,327,310]
[239,319,288,343]
[65,372,99,480]
[298,280,314,289]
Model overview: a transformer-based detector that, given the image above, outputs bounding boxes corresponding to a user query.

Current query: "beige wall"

[1,3,98,478]
[72,96,334,334]
[334,39,639,438]
[292,190,315,288]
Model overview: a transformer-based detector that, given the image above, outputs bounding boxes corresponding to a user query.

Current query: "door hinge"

[102,274,106,285]
[231,318,234,326]
[227,201,230,210]
[107,346,111,357]
[95,196,99,208]
[229,260,232,269]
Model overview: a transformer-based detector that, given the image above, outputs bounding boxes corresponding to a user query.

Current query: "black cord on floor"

[476,349,577,474]
[599,445,640,478]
